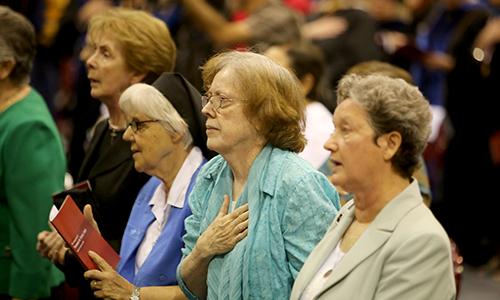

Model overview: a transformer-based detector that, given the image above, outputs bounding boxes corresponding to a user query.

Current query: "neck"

[105,98,127,129]
[0,81,29,112]
[352,171,410,223]
[224,143,265,184]
[154,146,192,191]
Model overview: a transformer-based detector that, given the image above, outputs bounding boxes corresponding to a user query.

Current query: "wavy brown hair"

[202,51,306,153]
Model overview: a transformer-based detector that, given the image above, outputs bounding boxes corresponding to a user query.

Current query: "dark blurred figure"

[178,0,302,50]
[410,0,485,106]
[436,0,500,267]
[303,0,383,109]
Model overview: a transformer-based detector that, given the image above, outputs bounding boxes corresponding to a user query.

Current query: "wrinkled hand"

[84,251,134,299]
[195,195,249,258]
[37,229,67,265]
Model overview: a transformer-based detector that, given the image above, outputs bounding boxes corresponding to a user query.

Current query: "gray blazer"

[291,181,456,300]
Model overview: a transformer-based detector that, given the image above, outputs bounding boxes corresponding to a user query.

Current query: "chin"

[133,161,144,173]
[329,174,343,187]
[206,140,222,154]
[90,89,101,99]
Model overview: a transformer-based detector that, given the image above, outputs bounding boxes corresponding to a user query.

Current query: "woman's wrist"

[55,246,69,265]
[191,243,214,262]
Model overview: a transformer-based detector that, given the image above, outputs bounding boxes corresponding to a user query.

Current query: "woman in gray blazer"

[291,74,456,300]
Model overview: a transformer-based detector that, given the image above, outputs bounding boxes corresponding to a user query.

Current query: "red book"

[50,195,120,270]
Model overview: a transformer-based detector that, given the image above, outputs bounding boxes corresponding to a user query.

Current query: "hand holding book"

[50,196,119,270]
[84,251,136,299]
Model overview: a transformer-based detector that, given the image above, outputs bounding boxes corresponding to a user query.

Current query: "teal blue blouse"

[177,145,340,299]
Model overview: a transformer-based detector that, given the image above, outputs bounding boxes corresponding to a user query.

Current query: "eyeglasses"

[201,92,237,112]
[128,119,159,132]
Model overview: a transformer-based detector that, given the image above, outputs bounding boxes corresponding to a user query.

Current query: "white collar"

[148,147,204,211]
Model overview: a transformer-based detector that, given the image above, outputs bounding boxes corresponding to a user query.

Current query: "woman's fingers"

[217,195,231,217]
[233,203,249,214]
[235,228,248,243]
[234,219,249,233]
[90,280,101,290]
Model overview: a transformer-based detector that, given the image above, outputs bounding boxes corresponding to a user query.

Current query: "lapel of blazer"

[315,180,423,298]
[291,201,355,300]
[315,221,392,297]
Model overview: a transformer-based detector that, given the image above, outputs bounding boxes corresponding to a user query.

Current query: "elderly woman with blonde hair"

[291,74,456,300]
[176,51,340,300]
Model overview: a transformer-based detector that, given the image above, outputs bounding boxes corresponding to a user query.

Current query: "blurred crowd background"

[1,0,499,281]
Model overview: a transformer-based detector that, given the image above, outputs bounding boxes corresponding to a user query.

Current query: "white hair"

[119,83,193,147]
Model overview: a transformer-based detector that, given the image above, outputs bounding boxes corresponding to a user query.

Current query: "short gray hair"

[119,83,193,147]
[337,74,432,178]
[0,6,36,85]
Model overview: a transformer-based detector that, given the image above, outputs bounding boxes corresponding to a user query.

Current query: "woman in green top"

[0,6,66,299]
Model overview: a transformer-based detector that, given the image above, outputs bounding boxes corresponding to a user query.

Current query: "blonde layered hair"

[86,8,176,79]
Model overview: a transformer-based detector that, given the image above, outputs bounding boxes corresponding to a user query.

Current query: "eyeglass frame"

[127,119,159,133]
[201,92,243,112]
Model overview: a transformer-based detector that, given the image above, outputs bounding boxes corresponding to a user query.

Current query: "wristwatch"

[130,286,140,300]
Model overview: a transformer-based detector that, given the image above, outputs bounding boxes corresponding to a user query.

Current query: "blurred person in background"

[437,0,500,269]
[0,6,66,300]
[178,0,302,50]
[302,0,383,106]
[264,42,334,174]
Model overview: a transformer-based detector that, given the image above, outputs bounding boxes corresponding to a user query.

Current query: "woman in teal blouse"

[177,51,340,299]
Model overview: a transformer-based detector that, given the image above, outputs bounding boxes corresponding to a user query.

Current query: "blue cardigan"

[117,164,203,286]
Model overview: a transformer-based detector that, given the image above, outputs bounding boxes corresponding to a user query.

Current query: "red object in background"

[489,130,500,166]
[283,0,311,15]
[231,11,249,50]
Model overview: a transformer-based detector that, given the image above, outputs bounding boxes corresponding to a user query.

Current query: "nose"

[123,126,134,142]
[86,50,98,69]
[201,101,216,118]
[323,132,338,152]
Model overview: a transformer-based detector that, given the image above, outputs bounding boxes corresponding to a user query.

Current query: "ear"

[130,72,147,84]
[300,73,315,97]
[170,131,184,144]
[377,131,402,161]
[0,59,15,81]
